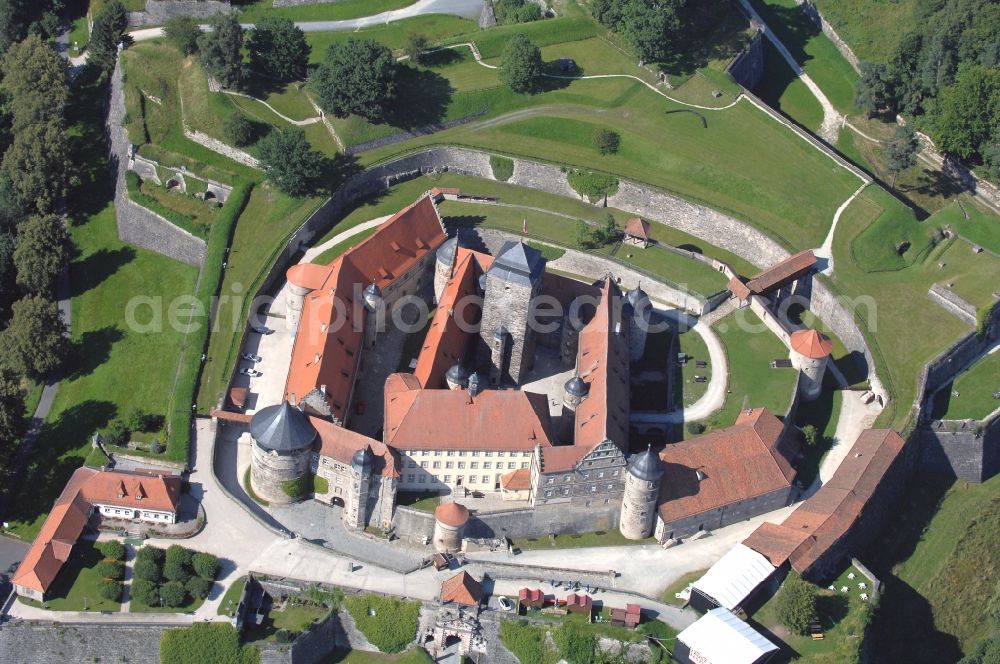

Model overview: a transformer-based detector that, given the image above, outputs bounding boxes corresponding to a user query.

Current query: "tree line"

[853,0,1000,179]
[0,1,130,485]
[590,0,732,64]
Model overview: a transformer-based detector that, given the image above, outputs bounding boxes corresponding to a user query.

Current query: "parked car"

[498,597,514,611]
[241,368,262,377]
[252,325,273,335]
[241,352,261,362]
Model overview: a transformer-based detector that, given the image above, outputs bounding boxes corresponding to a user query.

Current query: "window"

[496,451,505,457]
[444,475,451,482]
[612,469,619,477]
[433,461,441,469]
[445,461,454,469]
[407,474,414,483]
[544,490,553,498]
[485,451,493,457]
[598,471,605,479]
[522,451,532,457]
[470,462,479,470]
[421,450,429,456]
[521,462,529,469]
[607,484,614,490]
[469,475,477,483]
[419,475,427,484]
[408,460,416,468]
[458,462,466,469]
[458,450,467,457]
[447,451,455,457]
[563,474,572,482]
[482,475,490,484]
[471,451,480,457]
[582,472,591,480]
[484,462,492,470]
[561,488,570,496]
[546,477,555,484]
[508,462,516,469]
[590,484,597,492]
[421,461,428,469]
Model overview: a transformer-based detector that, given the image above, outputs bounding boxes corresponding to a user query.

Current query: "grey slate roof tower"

[249,402,317,454]
[620,445,664,540]
[248,402,317,505]
[478,241,546,386]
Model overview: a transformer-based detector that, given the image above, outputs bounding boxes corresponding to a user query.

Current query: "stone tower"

[478,241,546,386]
[363,282,384,348]
[249,402,317,505]
[789,328,833,401]
[625,286,651,362]
[433,502,470,553]
[560,375,588,444]
[345,446,372,530]
[620,445,664,540]
[434,237,458,303]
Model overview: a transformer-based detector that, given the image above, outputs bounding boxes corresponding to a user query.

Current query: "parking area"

[229,284,295,415]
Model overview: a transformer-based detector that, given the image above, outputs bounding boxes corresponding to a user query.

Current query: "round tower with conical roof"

[433,501,470,553]
[625,286,651,362]
[619,445,664,540]
[434,237,458,303]
[445,363,469,391]
[249,401,317,505]
[789,328,833,401]
[560,375,588,444]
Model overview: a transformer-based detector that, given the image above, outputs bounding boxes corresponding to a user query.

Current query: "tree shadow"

[749,0,821,68]
[873,576,964,663]
[65,326,126,381]
[383,65,453,131]
[317,151,363,196]
[69,246,136,297]
[441,214,487,229]
[816,592,850,625]
[659,1,752,77]
[906,167,970,200]
[241,72,299,100]
[420,48,464,68]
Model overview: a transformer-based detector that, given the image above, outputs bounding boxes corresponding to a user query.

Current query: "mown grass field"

[811,0,921,63]
[930,350,1000,421]
[17,542,121,612]
[753,40,824,133]
[707,310,799,429]
[237,0,417,22]
[866,474,1000,662]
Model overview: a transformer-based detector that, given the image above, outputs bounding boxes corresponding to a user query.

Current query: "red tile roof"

[727,277,751,301]
[12,467,181,595]
[500,468,531,491]
[566,593,593,614]
[746,250,816,295]
[519,587,545,606]
[435,502,470,527]
[284,195,446,419]
[384,375,553,452]
[440,571,482,606]
[742,429,906,574]
[624,217,652,240]
[311,416,398,478]
[657,408,798,524]
[790,329,833,359]
[413,249,492,388]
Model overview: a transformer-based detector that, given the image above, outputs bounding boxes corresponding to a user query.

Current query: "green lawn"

[678,328,711,408]
[793,388,843,488]
[217,576,248,617]
[130,591,207,613]
[395,491,441,512]
[930,350,1000,421]
[829,187,976,429]
[512,530,655,551]
[753,40,824,133]
[750,568,872,663]
[305,15,478,63]
[237,0,417,22]
[811,0,921,63]
[866,474,1000,662]
[706,310,799,429]
[247,603,329,641]
[932,198,1000,255]
[660,569,705,606]
[750,0,859,114]
[18,542,122,612]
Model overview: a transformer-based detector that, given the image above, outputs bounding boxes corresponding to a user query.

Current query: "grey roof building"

[249,402,317,454]
[487,241,546,287]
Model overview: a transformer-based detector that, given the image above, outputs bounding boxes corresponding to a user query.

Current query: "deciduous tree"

[1,295,67,380]
[13,214,71,296]
[164,16,201,56]
[775,575,817,635]
[256,128,325,197]
[499,33,543,94]
[0,121,70,214]
[198,13,244,90]
[313,38,397,121]
[1,34,68,132]
[404,33,428,65]
[935,65,1000,160]
[0,366,27,467]
[884,124,920,188]
[248,17,309,82]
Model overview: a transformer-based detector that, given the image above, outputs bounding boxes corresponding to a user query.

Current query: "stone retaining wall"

[794,1,862,72]
[127,0,232,27]
[918,412,1000,483]
[928,284,977,326]
[0,622,169,664]
[726,31,765,89]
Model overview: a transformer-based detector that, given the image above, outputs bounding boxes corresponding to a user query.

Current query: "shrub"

[99,539,126,562]
[224,113,257,148]
[160,581,189,608]
[104,419,130,447]
[186,575,213,600]
[499,620,550,664]
[133,558,161,583]
[164,16,201,55]
[494,0,542,24]
[160,624,258,664]
[345,595,422,653]
[166,544,193,568]
[136,545,165,566]
[802,424,819,447]
[192,552,221,580]
[490,155,514,182]
[165,559,193,584]
[97,560,125,581]
[313,475,329,495]
[775,575,818,635]
[554,621,595,663]
[132,579,160,607]
[686,422,706,435]
[404,32,428,65]
[594,128,620,155]
[99,580,123,602]
[274,629,292,643]
[566,169,619,203]
[281,474,312,498]
[150,439,165,454]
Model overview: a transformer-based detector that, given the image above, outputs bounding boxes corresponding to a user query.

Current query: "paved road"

[128,0,485,43]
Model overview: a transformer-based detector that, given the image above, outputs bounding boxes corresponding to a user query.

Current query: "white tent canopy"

[692,543,777,610]
[678,608,779,664]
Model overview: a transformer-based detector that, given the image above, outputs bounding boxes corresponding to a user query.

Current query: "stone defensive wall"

[726,30,765,90]
[793,1,862,73]
[0,622,170,664]
[126,0,233,27]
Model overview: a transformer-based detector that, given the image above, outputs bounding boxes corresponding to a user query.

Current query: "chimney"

[320,384,327,395]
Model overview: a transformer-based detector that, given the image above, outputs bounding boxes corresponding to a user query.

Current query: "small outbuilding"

[675,608,779,664]
[565,592,593,616]
[623,217,653,247]
[689,544,778,613]
[610,603,642,628]
[518,587,545,609]
[440,571,482,607]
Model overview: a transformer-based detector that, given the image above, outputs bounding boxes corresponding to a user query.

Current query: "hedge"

[566,169,619,203]
[161,623,259,664]
[345,595,421,654]
[281,473,312,498]
[313,475,329,495]
[99,539,126,561]
[165,179,253,459]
